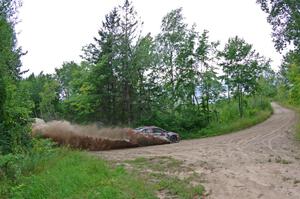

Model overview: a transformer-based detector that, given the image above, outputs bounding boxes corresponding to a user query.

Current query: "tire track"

[93,103,300,199]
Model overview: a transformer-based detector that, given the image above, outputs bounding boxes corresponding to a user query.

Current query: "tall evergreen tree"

[118,0,142,125]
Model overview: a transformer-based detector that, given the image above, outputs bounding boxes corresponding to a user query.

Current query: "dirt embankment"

[32,121,169,150]
[94,103,300,199]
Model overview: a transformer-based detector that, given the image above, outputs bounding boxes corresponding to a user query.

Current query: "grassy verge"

[0,140,205,199]
[181,103,273,139]
[0,145,156,198]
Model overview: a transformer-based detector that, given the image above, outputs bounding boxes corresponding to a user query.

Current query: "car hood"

[167,132,179,136]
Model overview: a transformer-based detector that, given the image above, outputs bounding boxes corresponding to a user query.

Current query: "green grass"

[181,104,273,139]
[1,148,157,199]
[1,148,205,199]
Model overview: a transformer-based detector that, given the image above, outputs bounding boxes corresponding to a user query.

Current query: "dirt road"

[94,103,300,199]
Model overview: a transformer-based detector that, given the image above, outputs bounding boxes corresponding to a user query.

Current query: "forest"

[0,0,299,198]
[4,0,276,145]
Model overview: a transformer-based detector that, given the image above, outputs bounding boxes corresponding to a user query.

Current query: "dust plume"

[32,120,169,151]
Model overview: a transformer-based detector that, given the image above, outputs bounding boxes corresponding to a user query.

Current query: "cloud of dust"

[32,120,169,151]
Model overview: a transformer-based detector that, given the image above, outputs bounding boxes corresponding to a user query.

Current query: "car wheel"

[169,135,177,143]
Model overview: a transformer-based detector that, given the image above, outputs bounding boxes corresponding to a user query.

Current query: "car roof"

[142,126,158,128]
[137,126,166,130]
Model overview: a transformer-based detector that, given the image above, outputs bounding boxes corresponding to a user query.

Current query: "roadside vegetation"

[275,51,300,140]
[20,2,275,136]
[1,0,299,198]
[257,0,300,139]
[180,97,272,139]
[0,139,159,199]
[0,139,204,199]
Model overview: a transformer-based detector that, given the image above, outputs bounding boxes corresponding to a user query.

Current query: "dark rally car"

[134,126,180,143]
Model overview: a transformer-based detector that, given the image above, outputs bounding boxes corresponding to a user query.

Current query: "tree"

[195,30,221,122]
[220,36,267,117]
[282,51,300,105]
[174,26,197,106]
[257,0,300,51]
[156,8,188,104]
[81,0,143,125]
[131,34,158,122]
[257,0,300,107]
[0,0,32,154]
[118,0,142,125]
[58,62,94,123]
[21,73,53,118]
[39,79,60,121]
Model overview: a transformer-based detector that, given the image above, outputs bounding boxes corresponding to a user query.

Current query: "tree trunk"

[238,85,243,118]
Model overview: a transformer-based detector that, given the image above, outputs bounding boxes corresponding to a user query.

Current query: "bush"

[0,138,55,181]
[0,139,157,199]
[180,97,272,139]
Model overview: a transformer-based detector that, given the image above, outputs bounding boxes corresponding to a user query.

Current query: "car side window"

[142,129,151,133]
[153,128,163,134]
[146,129,152,133]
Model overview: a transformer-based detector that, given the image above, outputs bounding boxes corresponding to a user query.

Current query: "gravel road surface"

[94,103,300,199]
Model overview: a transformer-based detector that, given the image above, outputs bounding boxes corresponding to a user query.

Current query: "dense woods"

[0,0,299,197]
[0,0,32,154]
[257,0,300,105]
[22,2,274,133]
[2,0,299,154]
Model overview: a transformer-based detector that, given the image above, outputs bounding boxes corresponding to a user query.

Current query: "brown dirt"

[93,103,300,199]
[32,121,169,151]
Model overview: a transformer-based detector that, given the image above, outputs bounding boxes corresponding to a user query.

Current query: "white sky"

[16,0,283,75]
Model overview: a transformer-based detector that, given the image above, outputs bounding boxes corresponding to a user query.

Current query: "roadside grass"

[1,144,205,199]
[124,156,205,199]
[181,108,272,140]
[0,146,157,199]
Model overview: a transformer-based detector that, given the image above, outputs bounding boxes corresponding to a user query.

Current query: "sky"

[16,0,283,75]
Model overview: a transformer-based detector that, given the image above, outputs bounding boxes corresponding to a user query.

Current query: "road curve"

[94,103,300,199]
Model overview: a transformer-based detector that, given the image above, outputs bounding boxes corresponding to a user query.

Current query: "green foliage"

[257,0,300,51]
[220,36,270,117]
[258,0,300,120]
[0,0,32,154]
[139,105,207,134]
[0,141,157,199]
[181,97,272,139]
[21,73,60,121]
[39,79,60,120]
[0,82,33,153]
[286,52,300,105]
[0,139,55,182]
[276,50,300,106]
[22,2,273,137]
[19,1,274,140]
